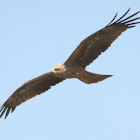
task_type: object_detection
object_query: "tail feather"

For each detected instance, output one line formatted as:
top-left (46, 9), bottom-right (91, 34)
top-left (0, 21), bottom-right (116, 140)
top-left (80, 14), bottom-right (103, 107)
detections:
top-left (78, 70), bottom-right (112, 84)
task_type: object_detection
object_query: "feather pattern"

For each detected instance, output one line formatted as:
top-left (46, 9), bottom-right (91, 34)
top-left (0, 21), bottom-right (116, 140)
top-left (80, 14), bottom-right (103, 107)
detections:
top-left (65, 9), bottom-right (140, 68)
top-left (0, 72), bottom-right (64, 119)
top-left (0, 9), bottom-right (139, 119)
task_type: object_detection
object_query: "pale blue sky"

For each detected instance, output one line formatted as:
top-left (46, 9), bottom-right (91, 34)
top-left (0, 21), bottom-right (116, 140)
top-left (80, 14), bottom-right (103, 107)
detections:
top-left (0, 0), bottom-right (140, 140)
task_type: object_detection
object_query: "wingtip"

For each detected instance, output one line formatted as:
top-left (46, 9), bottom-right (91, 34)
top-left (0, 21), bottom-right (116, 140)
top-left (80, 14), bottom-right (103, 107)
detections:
top-left (106, 13), bottom-right (118, 27)
top-left (107, 75), bottom-right (113, 78)
top-left (128, 7), bottom-right (131, 11)
top-left (128, 25), bottom-right (136, 28)
top-left (107, 8), bottom-right (140, 28)
top-left (0, 107), bottom-right (7, 119)
top-left (0, 106), bottom-right (15, 119)
top-left (11, 107), bottom-right (16, 113)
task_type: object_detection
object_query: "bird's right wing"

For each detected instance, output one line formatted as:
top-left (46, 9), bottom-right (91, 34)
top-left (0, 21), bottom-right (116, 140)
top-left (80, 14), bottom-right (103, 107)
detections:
top-left (65, 9), bottom-right (140, 68)
top-left (0, 72), bottom-right (65, 119)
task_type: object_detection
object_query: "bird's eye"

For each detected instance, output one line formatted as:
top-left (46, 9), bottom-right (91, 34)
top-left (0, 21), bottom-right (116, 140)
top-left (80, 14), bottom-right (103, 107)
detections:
top-left (54, 68), bottom-right (60, 71)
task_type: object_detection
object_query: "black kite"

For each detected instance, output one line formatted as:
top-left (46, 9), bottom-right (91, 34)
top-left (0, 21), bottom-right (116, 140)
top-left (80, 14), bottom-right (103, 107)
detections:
top-left (0, 8), bottom-right (140, 119)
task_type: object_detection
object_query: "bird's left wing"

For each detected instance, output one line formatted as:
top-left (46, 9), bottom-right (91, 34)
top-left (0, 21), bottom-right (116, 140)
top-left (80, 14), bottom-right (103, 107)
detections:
top-left (0, 72), bottom-right (65, 119)
top-left (65, 9), bottom-right (140, 68)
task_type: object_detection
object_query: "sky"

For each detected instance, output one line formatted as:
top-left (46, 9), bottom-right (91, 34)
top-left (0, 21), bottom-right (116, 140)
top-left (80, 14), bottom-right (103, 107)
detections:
top-left (0, 0), bottom-right (140, 140)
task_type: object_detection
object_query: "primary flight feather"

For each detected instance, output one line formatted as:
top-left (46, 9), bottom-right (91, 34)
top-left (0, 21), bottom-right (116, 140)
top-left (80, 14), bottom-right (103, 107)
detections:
top-left (0, 8), bottom-right (140, 119)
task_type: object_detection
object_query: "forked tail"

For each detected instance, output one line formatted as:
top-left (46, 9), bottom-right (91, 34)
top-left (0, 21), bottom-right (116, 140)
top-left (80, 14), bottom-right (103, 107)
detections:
top-left (78, 70), bottom-right (112, 84)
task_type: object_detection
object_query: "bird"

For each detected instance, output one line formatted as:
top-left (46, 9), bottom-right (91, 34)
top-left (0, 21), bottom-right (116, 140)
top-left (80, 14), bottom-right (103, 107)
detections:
top-left (0, 8), bottom-right (140, 119)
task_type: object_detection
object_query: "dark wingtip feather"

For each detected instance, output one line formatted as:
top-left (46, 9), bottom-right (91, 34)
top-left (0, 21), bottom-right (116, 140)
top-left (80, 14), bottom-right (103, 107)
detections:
top-left (106, 9), bottom-right (140, 28)
top-left (0, 107), bottom-right (7, 118)
top-left (106, 13), bottom-right (118, 26)
top-left (0, 106), bottom-right (16, 119)
top-left (5, 108), bottom-right (11, 119)
top-left (121, 17), bottom-right (140, 24)
top-left (115, 8), bottom-right (131, 23)
top-left (118, 11), bottom-right (140, 24)
top-left (126, 21), bottom-right (140, 26)
top-left (0, 102), bottom-right (15, 119)
top-left (11, 107), bottom-right (16, 113)
top-left (0, 106), bottom-right (4, 112)
top-left (128, 25), bottom-right (136, 28)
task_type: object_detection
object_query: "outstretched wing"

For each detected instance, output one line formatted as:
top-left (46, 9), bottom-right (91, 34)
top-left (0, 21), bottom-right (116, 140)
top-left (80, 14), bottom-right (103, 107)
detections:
top-left (65, 8), bottom-right (140, 68)
top-left (0, 72), bottom-right (64, 119)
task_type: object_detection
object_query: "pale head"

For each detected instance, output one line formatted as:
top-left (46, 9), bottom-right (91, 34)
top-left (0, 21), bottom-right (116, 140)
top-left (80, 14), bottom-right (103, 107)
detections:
top-left (52, 63), bottom-right (66, 74)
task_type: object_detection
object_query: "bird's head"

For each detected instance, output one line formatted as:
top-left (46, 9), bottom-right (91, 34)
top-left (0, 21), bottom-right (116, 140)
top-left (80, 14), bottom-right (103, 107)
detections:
top-left (52, 63), bottom-right (66, 74)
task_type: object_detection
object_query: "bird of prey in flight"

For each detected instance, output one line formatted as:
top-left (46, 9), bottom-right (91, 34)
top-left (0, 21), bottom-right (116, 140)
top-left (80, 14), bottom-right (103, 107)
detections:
top-left (0, 8), bottom-right (140, 119)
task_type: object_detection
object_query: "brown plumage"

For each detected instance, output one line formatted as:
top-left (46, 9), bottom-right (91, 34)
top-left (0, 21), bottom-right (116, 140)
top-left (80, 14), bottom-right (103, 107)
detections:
top-left (0, 8), bottom-right (140, 119)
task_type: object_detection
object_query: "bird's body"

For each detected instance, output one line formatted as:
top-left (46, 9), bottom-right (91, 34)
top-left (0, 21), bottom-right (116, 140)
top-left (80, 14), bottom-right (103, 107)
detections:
top-left (0, 8), bottom-right (140, 119)
top-left (52, 63), bottom-right (111, 83)
top-left (52, 63), bottom-right (79, 79)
